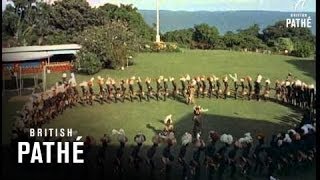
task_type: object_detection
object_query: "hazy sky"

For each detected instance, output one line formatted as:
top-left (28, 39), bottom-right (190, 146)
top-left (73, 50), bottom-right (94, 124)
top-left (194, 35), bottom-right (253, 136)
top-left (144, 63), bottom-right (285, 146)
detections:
top-left (2, 0), bottom-right (316, 12)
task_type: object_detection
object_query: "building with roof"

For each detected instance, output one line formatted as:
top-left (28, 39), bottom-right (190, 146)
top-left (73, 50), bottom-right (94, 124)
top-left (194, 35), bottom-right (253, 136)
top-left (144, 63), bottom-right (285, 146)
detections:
top-left (2, 44), bottom-right (81, 96)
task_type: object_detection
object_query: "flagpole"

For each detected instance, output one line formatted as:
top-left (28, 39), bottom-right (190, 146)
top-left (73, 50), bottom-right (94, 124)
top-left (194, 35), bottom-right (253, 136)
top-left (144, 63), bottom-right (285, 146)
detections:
top-left (156, 0), bottom-right (161, 43)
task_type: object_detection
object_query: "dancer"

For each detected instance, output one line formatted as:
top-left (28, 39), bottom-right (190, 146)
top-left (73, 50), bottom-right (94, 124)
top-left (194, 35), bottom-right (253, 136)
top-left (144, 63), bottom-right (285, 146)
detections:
top-left (217, 134), bottom-right (233, 180)
top-left (247, 76), bottom-right (253, 100)
top-left (190, 133), bottom-right (206, 179)
top-left (130, 133), bottom-right (146, 170)
top-left (223, 75), bottom-right (229, 99)
top-left (163, 78), bottom-right (169, 101)
top-left (112, 129), bottom-right (128, 175)
top-left (254, 74), bottom-right (262, 101)
top-left (145, 77), bottom-right (153, 101)
top-left (205, 131), bottom-right (220, 180)
top-left (179, 132), bottom-right (192, 180)
top-left (192, 105), bottom-right (208, 138)
top-left (170, 77), bottom-right (178, 100)
top-left (163, 114), bottom-right (174, 134)
top-left (229, 73), bottom-right (238, 99)
top-left (137, 77), bottom-right (144, 102)
top-left (264, 79), bottom-right (271, 101)
top-left (146, 134), bottom-right (161, 174)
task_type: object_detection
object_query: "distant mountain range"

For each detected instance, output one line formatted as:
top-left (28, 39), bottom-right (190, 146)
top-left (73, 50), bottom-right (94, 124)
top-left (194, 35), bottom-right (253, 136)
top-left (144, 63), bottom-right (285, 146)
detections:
top-left (139, 10), bottom-right (316, 35)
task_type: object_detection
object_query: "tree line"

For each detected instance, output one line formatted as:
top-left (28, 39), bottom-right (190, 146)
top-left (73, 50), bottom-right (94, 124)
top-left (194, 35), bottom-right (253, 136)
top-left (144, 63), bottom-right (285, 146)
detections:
top-left (163, 22), bottom-right (315, 58)
top-left (2, 0), bottom-right (315, 75)
top-left (2, 0), bottom-right (156, 74)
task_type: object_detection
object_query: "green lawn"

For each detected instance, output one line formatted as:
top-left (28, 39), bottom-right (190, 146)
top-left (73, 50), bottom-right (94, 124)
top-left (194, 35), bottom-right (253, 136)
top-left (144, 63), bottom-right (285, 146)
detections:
top-left (1, 50), bottom-right (316, 179)
top-left (2, 50), bottom-right (316, 144)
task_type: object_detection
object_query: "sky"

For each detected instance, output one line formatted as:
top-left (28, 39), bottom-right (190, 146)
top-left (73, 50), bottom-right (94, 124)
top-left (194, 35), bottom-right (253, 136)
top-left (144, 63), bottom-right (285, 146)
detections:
top-left (2, 0), bottom-right (316, 12)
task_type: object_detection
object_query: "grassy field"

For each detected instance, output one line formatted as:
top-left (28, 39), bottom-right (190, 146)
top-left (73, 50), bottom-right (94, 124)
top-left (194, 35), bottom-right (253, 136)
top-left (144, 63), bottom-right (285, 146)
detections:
top-left (1, 50), bottom-right (316, 179)
top-left (2, 49), bottom-right (316, 143)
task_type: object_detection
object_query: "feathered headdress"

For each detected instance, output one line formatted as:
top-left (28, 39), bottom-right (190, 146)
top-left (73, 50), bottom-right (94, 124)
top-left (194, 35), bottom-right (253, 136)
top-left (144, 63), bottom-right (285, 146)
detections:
top-left (265, 79), bottom-right (271, 84)
top-left (164, 114), bottom-right (173, 125)
top-left (256, 74), bottom-right (262, 83)
top-left (185, 74), bottom-right (191, 81)
top-left (229, 73), bottom-right (238, 82)
top-left (112, 129), bottom-right (128, 143)
top-left (288, 129), bottom-right (297, 135)
top-left (181, 132), bottom-right (192, 146)
top-left (301, 124), bottom-right (315, 135)
top-left (285, 80), bottom-right (291, 86)
top-left (213, 75), bottom-right (219, 81)
top-left (309, 84), bottom-right (314, 89)
top-left (238, 132), bottom-right (253, 145)
top-left (223, 75), bottom-right (228, 82)
top-left (191, 79), bottom-right (197, 86)
top-left (194, 105), bottom-right (208, 112)
top-left (295, 80), bottom-right (302, 86)
top-left (220, 134), bottom-right (233, 145)
top-left (283, 134), bottom-right (292, 143)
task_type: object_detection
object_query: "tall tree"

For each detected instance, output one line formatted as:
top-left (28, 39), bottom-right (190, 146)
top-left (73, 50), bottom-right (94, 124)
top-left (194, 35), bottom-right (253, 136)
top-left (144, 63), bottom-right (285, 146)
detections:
top-left (192, 23), bottom-right (219, 49)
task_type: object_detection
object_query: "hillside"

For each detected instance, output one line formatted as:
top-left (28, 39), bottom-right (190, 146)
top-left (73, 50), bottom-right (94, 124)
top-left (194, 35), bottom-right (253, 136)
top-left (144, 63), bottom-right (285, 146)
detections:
top-left (139, 10), bottom-right (316, 34)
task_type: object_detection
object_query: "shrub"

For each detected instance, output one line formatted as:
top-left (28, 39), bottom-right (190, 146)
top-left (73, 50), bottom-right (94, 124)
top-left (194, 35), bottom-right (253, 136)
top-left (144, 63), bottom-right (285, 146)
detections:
top-left (75, 50), bottom-right (102, 75)
top-left (291, 42), bottom-right (314, 58)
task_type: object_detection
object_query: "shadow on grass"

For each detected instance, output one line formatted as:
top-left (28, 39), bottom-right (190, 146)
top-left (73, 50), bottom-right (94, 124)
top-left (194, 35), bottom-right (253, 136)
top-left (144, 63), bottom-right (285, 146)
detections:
top-left (3, 112), bottom-right (311, 180)
top-left (285, 59), bottom-right (315, 81)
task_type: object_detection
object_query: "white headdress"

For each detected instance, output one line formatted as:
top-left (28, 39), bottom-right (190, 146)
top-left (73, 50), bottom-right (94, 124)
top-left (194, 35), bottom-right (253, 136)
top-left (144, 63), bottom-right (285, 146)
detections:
top-left (308, 84), bottom-right (314, 89)
top-left (181, 132), bottom-right (192, 146)
top-left (112, 128), bottom-right (127, 143)
top-left (229, 73), bottom-right (238, 82)
top-left (301, 124), bottom-right (315, 135)
top-left (164, 114), bottom-right (173, 124)
top-left (220, 134), bottom-right (233, 145)
top-left (295, 80), bottom-right (302, 86)
top-left (185, 74), bottom-right (191, 81)
top-left (283, 134), bottom-right (292, 143)
top-left (62, 73), bottom-right (67, 78)
top-left (288, 129), bottom-right (297, 135)
top-left (265, 79), bottom-right (271, 84)
top-left (191, 79), bottom-right (197, 86)
top-left (256, 74), bottom-right (262, 83)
